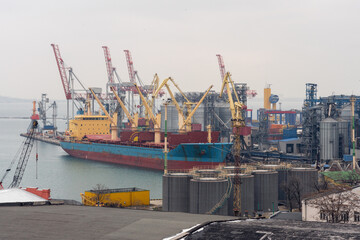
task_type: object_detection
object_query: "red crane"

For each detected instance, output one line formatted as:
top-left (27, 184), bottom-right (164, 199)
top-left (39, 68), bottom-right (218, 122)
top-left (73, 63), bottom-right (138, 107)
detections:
top-left (216, 54), bottom-right (226, 82)
top-left (102, 46), bottom-right (115, 84)
top-left (124, 50), bottom-right (136, 83)
top-left (51, 44), bottom-right (71, 100)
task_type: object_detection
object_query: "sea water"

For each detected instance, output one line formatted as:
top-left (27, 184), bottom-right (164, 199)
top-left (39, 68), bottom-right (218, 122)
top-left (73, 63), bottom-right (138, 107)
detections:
top-left (0, 102), bottom-right (162, 202)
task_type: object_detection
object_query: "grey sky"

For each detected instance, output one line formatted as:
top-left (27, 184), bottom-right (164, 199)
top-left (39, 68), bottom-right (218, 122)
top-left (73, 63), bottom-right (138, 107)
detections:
top-left (1, 0), bottom-right (359, 101)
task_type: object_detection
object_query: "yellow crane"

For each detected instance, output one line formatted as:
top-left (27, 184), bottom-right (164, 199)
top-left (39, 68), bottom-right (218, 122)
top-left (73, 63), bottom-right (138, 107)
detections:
top-left (219, 72), bottom-right (245, 128)
top-left (89, 88), bottom-right (118, 140)
top-left (153, 78), bottom-right (213, 133)
top-left (179, 85), bottom-right (213, 132)
top-left (152, 76), bottom-right (195, 121)
top-left (134, 83), bottom-right (162, 143)
top-left (153, 77), bottom-right (186, 132)
top-left (144, 74), bottom-right (161, 128)
top-left (110, 87), bottom-right (138, 130)
top-left (219, 71), bottom-right (246, 217)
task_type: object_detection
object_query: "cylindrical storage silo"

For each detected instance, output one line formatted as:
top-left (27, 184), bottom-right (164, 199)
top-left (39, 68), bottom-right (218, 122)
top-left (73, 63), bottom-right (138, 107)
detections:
top-left (337, 118), bottom-right (350, 156)
top-left (252, 170), bottom-right (278, 212)
top-left (320, 118), bottom-right (339, 161)
top-left (218, 104), bottom-right (232, 129)
top-left (189, 178), bottom-right (228, 215)
top-left (191, 104), bottom-right (205, 131)
top-left (276, 168), bottom-right (289, 203)
top-left (162, 173), bottom-right (192, 212)
top-left (288, 168), bottom-right (318, 197)
top-left (161, 104), bottom-right (179, 132)
top-left (227, 174), bottom-right (254, 217)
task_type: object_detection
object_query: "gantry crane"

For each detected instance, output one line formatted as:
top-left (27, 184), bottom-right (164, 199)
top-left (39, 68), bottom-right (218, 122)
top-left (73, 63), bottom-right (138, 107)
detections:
top-left (89, 88), bottom-right (118, 140)
top-left (219, 72), bottom-right (247, 216)
top-left (1, 120), bottom-right (38, 189)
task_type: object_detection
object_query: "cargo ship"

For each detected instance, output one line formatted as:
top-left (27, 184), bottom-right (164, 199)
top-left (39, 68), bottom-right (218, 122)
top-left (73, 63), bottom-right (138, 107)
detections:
top-left (60, 114), bottom-right (232, 170)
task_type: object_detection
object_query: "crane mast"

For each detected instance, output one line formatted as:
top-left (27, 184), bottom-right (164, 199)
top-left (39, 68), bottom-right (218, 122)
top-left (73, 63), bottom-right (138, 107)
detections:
top-left (216, 54), bottom-right (226, 83)
top-left (51, 44), bottom-right (71, 100)
top-left (219, 72), bottom-right (247, 217)
top-left (124, 50), bottom-right (136, 83)
top-left (8, 120), bottom-right (38, 188)
top-left (102, 46), bottom-right (115, 85)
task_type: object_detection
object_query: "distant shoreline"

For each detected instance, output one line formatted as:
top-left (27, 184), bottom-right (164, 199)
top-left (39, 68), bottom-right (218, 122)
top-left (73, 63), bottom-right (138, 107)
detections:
top-left (0, 117), bottom-right (66, 120)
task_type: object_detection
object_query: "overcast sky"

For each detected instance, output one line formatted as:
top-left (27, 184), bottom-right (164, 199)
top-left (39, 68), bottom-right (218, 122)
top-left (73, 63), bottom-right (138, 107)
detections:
top-left (1, 0), bottom-right (360, 102)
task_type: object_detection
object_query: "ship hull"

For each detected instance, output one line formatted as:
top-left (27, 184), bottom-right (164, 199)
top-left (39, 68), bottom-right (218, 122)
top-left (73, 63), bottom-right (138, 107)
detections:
top-left (60, 141), bottom-right (232, 170)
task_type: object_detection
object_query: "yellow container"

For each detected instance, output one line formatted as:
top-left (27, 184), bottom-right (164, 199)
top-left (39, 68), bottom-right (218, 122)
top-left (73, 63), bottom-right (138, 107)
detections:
top-left (82, 187), bottom-right (150, 207)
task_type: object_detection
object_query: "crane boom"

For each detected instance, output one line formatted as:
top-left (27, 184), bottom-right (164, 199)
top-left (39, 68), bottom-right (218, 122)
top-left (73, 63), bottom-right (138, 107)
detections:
top-left (124, 50), bottom-right (136, 83)
top-left (89, 88), bottom-right (115, 125)
top-left (219, 72), bottom-right (245, 127)
top-left (134, 83), bottom-right (159, 128)
top-left (110, 87), bottom-right (138, 128)
top-left (102, 46), bottom-right (115, 84)
top-left (8, 120), bottom-right (38, 188)
top-left (51, 44), bottom-right (71, 100)
top-left (180, 85), bottom-right (213, 130)
top-left (216, 54), bottom-right (226, 83)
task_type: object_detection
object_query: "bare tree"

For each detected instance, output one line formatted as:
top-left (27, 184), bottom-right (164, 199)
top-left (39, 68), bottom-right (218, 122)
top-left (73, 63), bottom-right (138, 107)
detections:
top-left (91, 184), bottom-right (108, 206)
top-left (282, 176), bottom-right (303, 211)
top-left (308, 185), bottom-right (360, 223)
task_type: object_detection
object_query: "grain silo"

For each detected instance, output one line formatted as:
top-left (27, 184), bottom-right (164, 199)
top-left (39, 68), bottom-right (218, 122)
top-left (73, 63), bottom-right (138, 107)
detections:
top-left (227, 174), bottom-right (254, 217)
top-left (288, 168), bottom-right (318, 197)
top-left (337, 118), bottom-right (350, 156)
top-left (162, 173), bottom-right (192, 212)
top-left (161, 104), bottom-right (179, 132)
top-left (276, 168), bottom-right (289, 203)
top-left (191, 105), bottom-right (205, 131)
top-left (260, 165), bottom-right (289, 203)
top-left (320, 117), bottom-right (339, 161)
top-left (189, 178), bottom-right (229, 215)
top-left (252, 170), bottom-right (278, 212)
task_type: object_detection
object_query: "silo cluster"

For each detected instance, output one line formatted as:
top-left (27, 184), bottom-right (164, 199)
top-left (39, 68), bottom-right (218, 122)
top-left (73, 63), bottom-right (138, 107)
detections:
top-left (162, 165), bottom-right (319, 216)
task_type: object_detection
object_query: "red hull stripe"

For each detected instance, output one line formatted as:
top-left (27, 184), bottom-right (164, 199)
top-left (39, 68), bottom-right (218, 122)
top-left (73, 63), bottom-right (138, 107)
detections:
top-left (64, 149), bottom-right (224, 171)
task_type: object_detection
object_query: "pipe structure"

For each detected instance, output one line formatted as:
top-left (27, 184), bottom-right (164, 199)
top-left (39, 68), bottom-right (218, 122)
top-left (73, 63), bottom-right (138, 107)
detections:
top-left (350, 96), bottom-right (356, 170)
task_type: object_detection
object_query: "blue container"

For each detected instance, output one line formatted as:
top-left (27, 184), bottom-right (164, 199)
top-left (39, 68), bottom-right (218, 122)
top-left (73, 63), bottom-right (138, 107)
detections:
top-left (343, 154), bottom-right (353, 162)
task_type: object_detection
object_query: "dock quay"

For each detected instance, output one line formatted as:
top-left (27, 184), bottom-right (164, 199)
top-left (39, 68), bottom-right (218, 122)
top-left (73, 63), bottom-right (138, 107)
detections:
top-left (20, 133), bottom-right (60, 146)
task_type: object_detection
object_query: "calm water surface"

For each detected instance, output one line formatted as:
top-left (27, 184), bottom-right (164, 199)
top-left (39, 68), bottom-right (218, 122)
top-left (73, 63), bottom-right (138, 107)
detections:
top-left (0, 117), bottom-right (162, 202)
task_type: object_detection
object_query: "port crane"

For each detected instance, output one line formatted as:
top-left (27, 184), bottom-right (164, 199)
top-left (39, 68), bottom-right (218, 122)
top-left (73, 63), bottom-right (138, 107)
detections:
top-left (219, 72), bottom-right (247, 216)
top-left (152, 77), bottom-right (200, 132)
top-left (134, 83), bottom-right (162, 143)
top-left (0, 120), bottom-right (39, 189)
top-left (216, 54), bottom-right (257, 98)
top-left (110, 87), bottom-right (139, 130)
top-left (51, 44), bottom-right (92, 126)
top-left (179, 85), bottom-right (214, 132)
top-left (153, 78), bottom-right (213, 133)
top-left (102, 46), bottom-right (131, 116)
